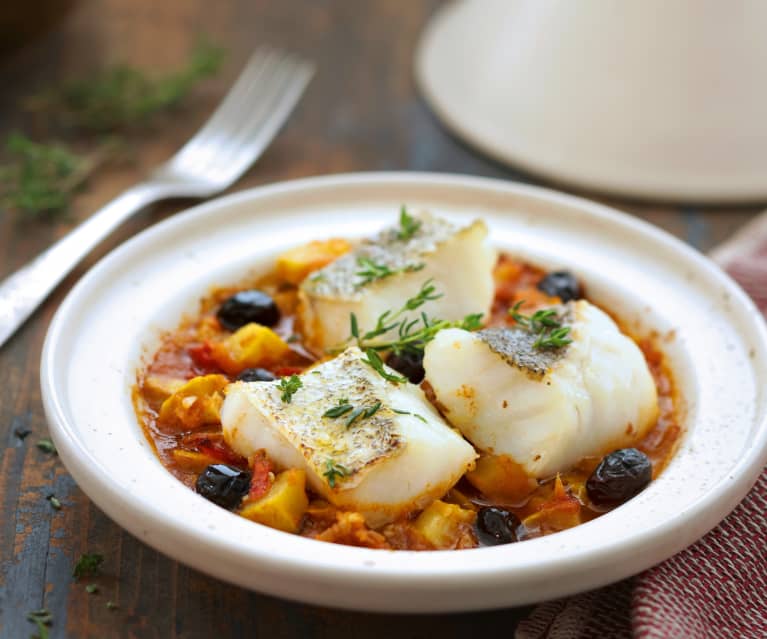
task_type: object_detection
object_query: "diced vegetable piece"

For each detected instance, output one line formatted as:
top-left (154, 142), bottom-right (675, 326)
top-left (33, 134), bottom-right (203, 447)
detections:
top-left (210, 323), bottom-right (291, 375)
top-left (172, 449), bottom-right (222, 473)
top-left (412, 500), bottom-right (476, 549)
top-left (142, 375), bottom-right (186, 403)
top-left (522, 476), bottom-right (582, 533)
top-left (275, 238), bottom-right (352, 285)
top-left (157, 374), bottom-right (229, 430)
top-left (465, 454), bottom-right (537, 502)
top-left (239, 468), bottom-right (309, 533)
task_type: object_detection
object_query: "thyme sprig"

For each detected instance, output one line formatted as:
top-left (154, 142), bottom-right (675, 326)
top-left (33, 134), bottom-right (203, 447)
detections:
top-left (27, 609), bottom-right (52, 639)
top-left (322, 399), bottom-right (382, 428)
top-left (509, 301), bottom-right (573, 350)
top-left (396, 205), bottom-right (421, 240)
top-left (345, 279), bottom-right (483, 360)
top-left (355, 256), bottom-right (425, 287)
top-left (25, 39), bottom-right (225, 134)
top-left (0, 134), bottom-right (96, 219)
top-left (73, 553), bottom-right (103, 581)
top-left (323, 459), bottom-right (350, 488)
top-left (362, 349), bottom-right (408, 384)
top-left (277, 375), bottom-right (303, 403)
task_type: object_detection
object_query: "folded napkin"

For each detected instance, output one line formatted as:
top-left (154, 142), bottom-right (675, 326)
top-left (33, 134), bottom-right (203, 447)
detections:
top-left (516, 214), bottom-right (767, 639)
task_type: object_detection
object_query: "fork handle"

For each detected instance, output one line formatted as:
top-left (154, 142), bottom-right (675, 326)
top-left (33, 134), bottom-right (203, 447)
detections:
top-left (0, 184), bottom-right (162, 349)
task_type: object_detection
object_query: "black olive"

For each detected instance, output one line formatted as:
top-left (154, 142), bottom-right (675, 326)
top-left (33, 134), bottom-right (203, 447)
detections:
top-left (216, 290), bottom-right (280, 331)
top-left (537, 270), bottom-right (582, 302)
top-left (236, 367), bottom-right (277, 382)
top-left (476, 506), bottom-right (520, 545)
top-left (586, 448), bottom-right (652, 508)
top-left (195, 464), bottom-right (251, 510)
top-left (386, 350), bottom-right (425, 384)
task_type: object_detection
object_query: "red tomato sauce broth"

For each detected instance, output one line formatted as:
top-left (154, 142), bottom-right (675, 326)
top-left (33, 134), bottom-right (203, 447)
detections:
top-left (133, 251), bottom-right (683, 550)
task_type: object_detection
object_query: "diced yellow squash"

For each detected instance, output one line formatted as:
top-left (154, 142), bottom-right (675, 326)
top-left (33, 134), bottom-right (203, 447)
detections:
top-left (211, 323), bottom-right (291, 375)
top-left (172, 449), bottom-right (221, 473)
top-left (143, 375), bottom-right (186, 403)
top-left (239, 469), bottom-right (309, 533)
top-left (158, 374), bottom-right (229, 430)
top-left (275, 238), bottom-right (352, 285)
top-left (413, 500), bottom-right (476, 550)
top-left (465, 454), bottom-right (537, 502)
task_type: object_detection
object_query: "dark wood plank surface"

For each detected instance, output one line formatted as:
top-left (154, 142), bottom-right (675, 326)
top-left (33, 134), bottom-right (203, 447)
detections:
top-left (0, 1), bottom-right (762, 637)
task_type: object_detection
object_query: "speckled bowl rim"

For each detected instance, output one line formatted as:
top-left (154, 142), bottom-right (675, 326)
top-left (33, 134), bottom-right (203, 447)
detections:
top-left (41, 172), bottom-right (767, 612)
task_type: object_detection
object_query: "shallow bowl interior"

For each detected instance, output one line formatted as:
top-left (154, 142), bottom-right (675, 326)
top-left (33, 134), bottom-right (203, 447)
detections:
top-left (41, 173), bottom-right (767, 612)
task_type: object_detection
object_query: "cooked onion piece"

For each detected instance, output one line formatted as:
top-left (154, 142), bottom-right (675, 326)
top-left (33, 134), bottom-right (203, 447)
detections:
top-left (422, 300), bottom-right (659, 479)
top-left (221, 346), bottom-right (477, 527)
top-left (298, 212), bottom-right (496, 353)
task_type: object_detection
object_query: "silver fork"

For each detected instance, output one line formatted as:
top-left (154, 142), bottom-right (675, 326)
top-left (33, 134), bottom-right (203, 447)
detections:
top-left (0, 47), bottom-right (314, 349)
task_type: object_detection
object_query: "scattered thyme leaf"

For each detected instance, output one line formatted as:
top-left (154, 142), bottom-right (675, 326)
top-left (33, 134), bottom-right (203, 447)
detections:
top-left (26, 609), bottom-right (52, 639)
top-left (46, 495), bottom-right (62, 510)
top-left (396, 205), bottom-right (421, 241)
top-left (323, 460), bottom-right (350, 489)
top-left (26, 39), bottom-right (225, 134)
top-left (36, 438), bottom-right (57, 455)
top-left (277, 375), bottom-right (302, 403)
top-left (106, 601), bottom-right (119, 611)
top-left (73, 553), bottom-right (103, 581)
top-left (392, 408), bottom-right (428, 423)
top-left (85, 584), bottom-right (99, 594)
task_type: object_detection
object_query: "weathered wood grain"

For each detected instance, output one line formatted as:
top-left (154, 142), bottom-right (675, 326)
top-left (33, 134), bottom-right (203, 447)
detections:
top-left (0, 1), bottom-right (763, 637)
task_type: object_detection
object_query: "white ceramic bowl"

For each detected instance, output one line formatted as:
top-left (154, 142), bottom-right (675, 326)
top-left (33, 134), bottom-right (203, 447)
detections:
top-left (41, 173), bottom-right (767, 612)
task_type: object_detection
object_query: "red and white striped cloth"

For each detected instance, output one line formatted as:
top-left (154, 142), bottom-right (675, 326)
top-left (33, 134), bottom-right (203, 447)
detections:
top-left (517, 214), bottom-right (767, 639)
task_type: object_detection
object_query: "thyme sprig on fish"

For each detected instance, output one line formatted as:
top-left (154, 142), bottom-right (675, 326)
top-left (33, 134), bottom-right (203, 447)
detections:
top-left (509, 301), bottom-right (573, 350)
top-left (396, 205), bottom-right (421, 240)
top-left (355, 256), bottom-right (425, 287)
top-left (362, 349), bottom-right (408, 384)
top-left (323, 459), bottom-right (350, 488)
top-left (277, 375), bottom-right (303, 403)
top-left (346, 279), bottom-right (484, 357)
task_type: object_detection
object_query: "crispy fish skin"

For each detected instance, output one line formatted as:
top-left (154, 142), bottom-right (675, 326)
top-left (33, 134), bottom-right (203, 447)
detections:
top-left (221, 347), bottom-right (477, 527)
top-left (422, 301), bottom-right (659, 478)
top-left (298, 213), bottom-right (496, 354)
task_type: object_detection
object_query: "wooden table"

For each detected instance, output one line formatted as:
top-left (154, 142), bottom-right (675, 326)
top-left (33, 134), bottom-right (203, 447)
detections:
top-left (0, 1), bottom-right (761, 637)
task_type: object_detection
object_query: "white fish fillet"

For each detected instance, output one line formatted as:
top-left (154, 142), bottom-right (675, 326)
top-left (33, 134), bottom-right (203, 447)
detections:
top-left (221, 347), bottom-right (477, 527)
top-left (298, 212), bottom-right (496, 354)
top-left (422, 300), bottom-right (659, 478)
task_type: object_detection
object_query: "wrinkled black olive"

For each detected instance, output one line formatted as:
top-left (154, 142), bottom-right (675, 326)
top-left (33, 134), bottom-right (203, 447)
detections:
top-left (196, 464), bottom-right (251, 510)
top-left (476, 506), bottom-right (520, 545)
top-left (537, 270), bottom-right (582, 302)
top-left (386, 350), bottom-right (425, 384)
top-left (586, 448), bottom-right (652, 507)
top-left (216, 290), bottom-right (280, 331)
top-left (236, 367), bottom-right (277, 382)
